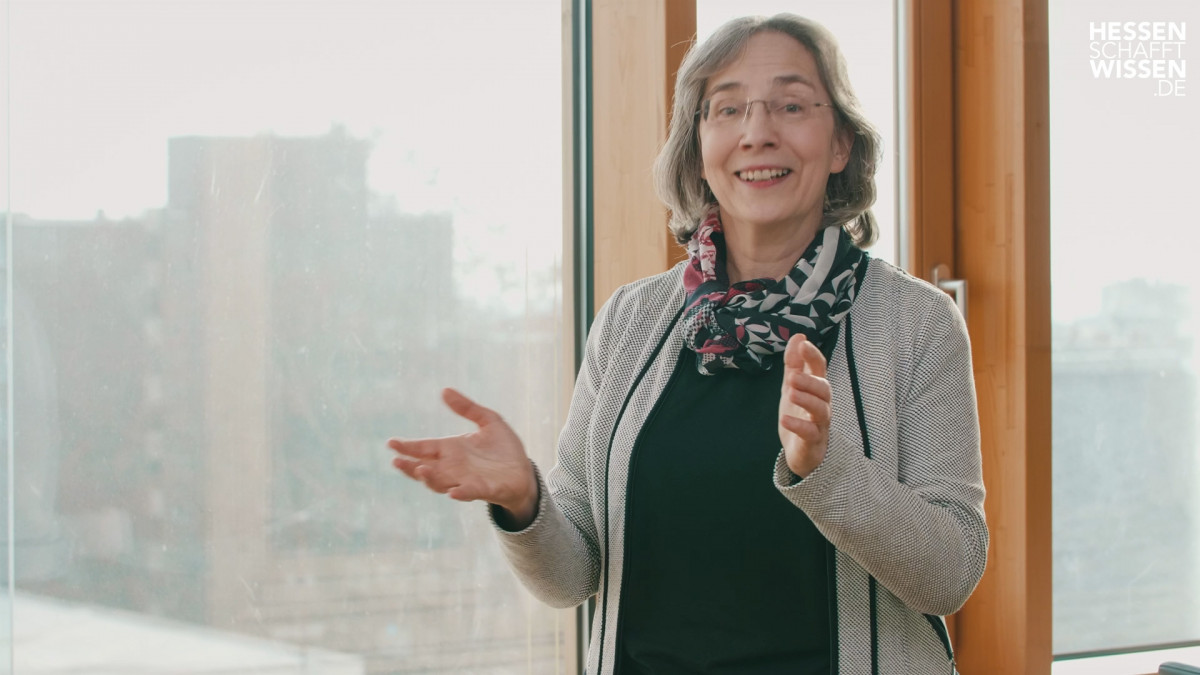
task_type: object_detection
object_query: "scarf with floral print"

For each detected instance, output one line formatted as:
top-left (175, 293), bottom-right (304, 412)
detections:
top-left (681, 205), bottom-right (867, 375)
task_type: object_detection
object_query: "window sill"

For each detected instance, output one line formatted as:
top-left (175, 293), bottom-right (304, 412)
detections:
top-left (1053, 646), bottom-right (1200, 675)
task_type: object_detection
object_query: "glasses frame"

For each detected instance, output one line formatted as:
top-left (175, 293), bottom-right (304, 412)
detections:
top-left (696, 97), bottom-right (834, 126)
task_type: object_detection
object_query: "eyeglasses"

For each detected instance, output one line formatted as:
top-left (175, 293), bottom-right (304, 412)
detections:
top-left (698, 96), bottom-right (833, 127)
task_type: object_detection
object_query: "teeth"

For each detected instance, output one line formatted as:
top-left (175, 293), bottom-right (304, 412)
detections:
top-left (739, 168), bottom-right (790, 181)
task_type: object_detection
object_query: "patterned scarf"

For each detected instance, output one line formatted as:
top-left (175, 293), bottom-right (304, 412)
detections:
top-left (681, 205), bottom-right (867, 375)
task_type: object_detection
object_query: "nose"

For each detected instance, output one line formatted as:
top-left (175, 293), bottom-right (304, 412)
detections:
top-left (740, 101), bottom-right (779, 148)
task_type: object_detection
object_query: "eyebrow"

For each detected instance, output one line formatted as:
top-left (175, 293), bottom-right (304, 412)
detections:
top-left (705, 74), bottom-right (818, 97)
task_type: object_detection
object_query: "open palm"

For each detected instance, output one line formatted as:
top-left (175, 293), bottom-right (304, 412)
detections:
top-left (389, 388), bottom-right (537, 523)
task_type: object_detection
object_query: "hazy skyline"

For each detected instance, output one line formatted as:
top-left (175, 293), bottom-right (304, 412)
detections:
top-left (8, 0), bottom-right (1196, 323)
top-left (2, 0), bottom-right (565, 312)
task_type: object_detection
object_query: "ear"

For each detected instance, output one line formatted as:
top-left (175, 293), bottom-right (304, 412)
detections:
top-left (830, 127), bottom-right (853, 174)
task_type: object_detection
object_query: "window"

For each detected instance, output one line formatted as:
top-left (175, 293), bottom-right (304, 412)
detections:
top-left (2, 1), bottom-right (572, 672)
top-left (1049, 0), bottom-right (1200, 659)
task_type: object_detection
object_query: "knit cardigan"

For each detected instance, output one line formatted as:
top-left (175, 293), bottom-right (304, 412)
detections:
top-left (491, 257), bottom-right (988, 674)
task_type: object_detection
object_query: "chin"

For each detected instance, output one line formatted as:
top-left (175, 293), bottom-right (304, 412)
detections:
top-left (731, 211), bottom-right (810, 232)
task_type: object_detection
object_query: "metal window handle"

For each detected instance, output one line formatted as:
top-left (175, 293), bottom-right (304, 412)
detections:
top-left (931, 264), bottom-right (968, 320)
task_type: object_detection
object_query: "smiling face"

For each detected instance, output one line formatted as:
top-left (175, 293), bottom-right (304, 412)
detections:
top-left (698, 31), bottom-right (851, 245)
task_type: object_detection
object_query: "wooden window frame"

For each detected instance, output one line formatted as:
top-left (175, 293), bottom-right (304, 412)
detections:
top-left (939, 0), bottom-right (1053, 672)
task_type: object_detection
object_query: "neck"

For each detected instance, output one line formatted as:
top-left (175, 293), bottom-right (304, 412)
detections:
top-left (722, 214), bottom-right (822, 285)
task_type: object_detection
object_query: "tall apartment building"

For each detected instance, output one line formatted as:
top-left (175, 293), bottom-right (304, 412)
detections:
top-left (11, 130), bottom-right (566, 672)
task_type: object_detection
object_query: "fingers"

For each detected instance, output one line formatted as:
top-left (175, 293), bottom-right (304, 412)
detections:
top-left (802, 339), bottom-right (828, 378)
top-left (392, 456), bottom-right (421, 480)
top-left (392, 448), bottom-right (479, 499)
top-left (780, 413), bottom-right (825, 444)
top-left (783, 334), bottom-right (827, 378)
top-left (387, 437), bottom-right (441, 460)
top-left (389, 441), bottom-right (456, 492)
top-left (780, 334), bottom-right (831, 447)
top-left (785, 389), bottom-right (831, 427)
top-left (413, 463), bottom-right (460, 495)
top-left (783, 369), bottom-right (832, 403)
top-left (442, 388), bottom-right (500, 427)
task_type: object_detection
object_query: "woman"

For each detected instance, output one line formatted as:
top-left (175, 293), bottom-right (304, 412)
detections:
top-left (390, 13), bottom-right (986, 674)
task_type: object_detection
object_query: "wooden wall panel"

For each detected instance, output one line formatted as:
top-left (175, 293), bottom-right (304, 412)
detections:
top-left (591, 0), bottom-right (694, 310)
top-left (950, 0), bottom-right (1052, 672)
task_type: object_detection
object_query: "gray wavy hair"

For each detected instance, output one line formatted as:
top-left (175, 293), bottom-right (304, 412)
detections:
top-left (653, 14), bottom-right (882, 248)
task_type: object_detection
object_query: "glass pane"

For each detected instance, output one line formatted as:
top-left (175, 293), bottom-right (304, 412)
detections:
top-left (1, 0), bottom-right (13, 667)
top-left (696, 0), bottom-right (899, 265)
top-left (3, 1), bottom-right (570, 672)
top-left (1050, 0), bottom-right (1200, 655)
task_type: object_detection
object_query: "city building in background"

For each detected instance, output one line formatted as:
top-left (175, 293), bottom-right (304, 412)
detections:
top-left (8, 129), bottom-right (565, 673)
top-left (1052, 280), bottom-right (1200, 652)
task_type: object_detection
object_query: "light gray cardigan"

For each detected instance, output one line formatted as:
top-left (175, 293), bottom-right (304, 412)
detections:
top-left (492, 257), bottom-right (988, 674)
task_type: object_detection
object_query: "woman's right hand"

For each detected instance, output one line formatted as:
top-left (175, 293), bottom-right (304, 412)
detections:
top-left (389, 388), bottom-right (539, 529)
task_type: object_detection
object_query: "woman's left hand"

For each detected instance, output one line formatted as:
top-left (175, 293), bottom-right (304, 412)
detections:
top-left (778, 334), bottom-right (832, 478)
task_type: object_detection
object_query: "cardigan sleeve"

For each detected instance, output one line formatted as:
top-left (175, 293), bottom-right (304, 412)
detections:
top-left (773, 287), bottom-right (988, 616)
top-left (484, 288), bottom-right (625, 608)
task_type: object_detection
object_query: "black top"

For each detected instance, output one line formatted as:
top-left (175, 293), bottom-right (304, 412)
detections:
top-left (616, 347), bottom-right (831, 675)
